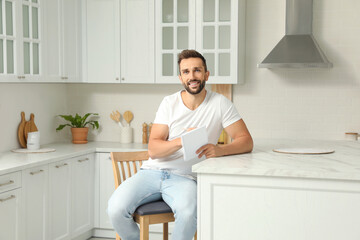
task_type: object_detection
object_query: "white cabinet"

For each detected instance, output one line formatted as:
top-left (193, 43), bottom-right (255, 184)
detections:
top-left (120, 0), bottom-right (154, 83)
top-left (44, 0), bottom-right (82, 82)
top-left (197, 173), bottom-right (360, 240)
top-left (82, 0), bottom-right (154, 83)
top-left (155, 0), bottom-right (196, 84)
top-left (0, 171), bottom-right (22, 240)
top-left (21, 154), bottom-right (94, 240)
top-left (0, 189), bottom-right (22, 240)
top-left (0, 0), bottom-right (44, 82)
top-left (155, 0), bottom-right (245, 84)
top-left (48, 159), bottom-right (71, 240)
top-left (83, 0), bottom-right (120, 83)
top-left (98, 153), bottom-right (115, 228)
top-left (22, 165), bottom-right (49, 240)
top-left (71, 154), bottom-right (95, 238)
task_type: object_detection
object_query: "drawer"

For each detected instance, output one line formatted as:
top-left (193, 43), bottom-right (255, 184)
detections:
top-left (0, 171), bottom-right (21, 193)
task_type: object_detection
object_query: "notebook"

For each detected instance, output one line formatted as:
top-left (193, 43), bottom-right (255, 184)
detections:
top-left (181, 126), bottom-right (209, 161)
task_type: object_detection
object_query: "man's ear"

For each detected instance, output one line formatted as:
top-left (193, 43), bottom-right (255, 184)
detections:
top-left (205, 71), bottom-right (210, 81)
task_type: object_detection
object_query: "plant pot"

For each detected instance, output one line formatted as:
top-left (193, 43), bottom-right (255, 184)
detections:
top-left (71, 127), bottom-right (89, 144)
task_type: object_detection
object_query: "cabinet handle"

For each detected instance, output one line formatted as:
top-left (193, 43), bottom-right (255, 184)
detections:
top-left (78, 158), bottom-right (89, 163)
top-left (116, 77), bottom-right (119, 81)
top-left (17, 76), bottom-right (25, 79)
top-left (55, 163), bottom-right (68, 168)
top-left (0, 195), bottom-right (15, 203)
top-left (30, 169), bottom-right (44, 175)
top-left (121, 77), bottom-right (125, 81)
top-left (0, 180), bottom-right (14, 187)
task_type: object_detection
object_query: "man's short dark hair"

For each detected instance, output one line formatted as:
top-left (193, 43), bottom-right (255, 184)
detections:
top-left (178, 49), bottom-right (207, 73)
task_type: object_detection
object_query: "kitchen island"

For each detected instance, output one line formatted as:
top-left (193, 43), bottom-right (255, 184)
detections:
top-left (192, 139), bottom-right (360, 240)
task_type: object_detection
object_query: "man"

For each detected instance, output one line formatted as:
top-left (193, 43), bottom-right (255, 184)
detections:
top-left (107, 49), bottom-right (253, 240)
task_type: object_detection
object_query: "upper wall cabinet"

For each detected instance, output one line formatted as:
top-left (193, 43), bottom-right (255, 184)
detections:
top-left (156, 0), bottom-right (245, 84)
top-left (0, 0), bottom-right (44, 82)
top-left (44, 0), bottom-right (82, 82)
top-left (82, 0), bottom-right (154, 83)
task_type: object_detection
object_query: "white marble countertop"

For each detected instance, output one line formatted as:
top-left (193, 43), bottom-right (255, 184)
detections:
top-left (0, 141), bottom-right (148, 175)
top-left (192, 139), bottom-right (360, 181)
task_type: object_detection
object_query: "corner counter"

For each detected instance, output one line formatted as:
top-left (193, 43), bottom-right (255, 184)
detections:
top-left (192, 139), bottom-right (360, 240)
top-left (0, 141), bottom-right (148, 175)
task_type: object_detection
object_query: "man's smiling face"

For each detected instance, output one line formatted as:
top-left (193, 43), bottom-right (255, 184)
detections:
top-left (178, 57), bottom-right (209, 95)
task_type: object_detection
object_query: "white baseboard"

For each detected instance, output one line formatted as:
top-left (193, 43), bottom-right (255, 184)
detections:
top-left (72, 229), bottom-right (93, 240)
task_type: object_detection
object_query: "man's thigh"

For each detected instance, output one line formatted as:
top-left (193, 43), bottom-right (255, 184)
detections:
top-left (108, 169), bottom-right (163, 214)
top-left (161, 174), bottom-right (197, 212)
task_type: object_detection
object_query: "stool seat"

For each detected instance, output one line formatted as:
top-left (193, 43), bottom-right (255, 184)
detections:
top-left (135, 200), bottom-right (172, 216)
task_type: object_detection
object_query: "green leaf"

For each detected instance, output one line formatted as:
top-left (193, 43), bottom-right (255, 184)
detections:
top-left (56, 124), bottom-right (72, 131)
top-left (56, 113), bottom-right (100, 130)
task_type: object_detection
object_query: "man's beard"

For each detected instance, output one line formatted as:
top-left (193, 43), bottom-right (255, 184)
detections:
top-left (183, 80), bottom-right (206, 95)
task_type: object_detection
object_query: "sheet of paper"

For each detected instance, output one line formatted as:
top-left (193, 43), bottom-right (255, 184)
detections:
top-left (181, 126), bottom-right (209, 161)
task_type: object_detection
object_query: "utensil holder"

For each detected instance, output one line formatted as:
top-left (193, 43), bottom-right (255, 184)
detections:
top-left (120, 127), bottom-right (133, 143)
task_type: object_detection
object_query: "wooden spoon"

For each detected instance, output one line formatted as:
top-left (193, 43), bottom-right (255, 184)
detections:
top-left (17, 112), bottom-right (27, 148)
top-left (123, 111), bottom-right (133, 127)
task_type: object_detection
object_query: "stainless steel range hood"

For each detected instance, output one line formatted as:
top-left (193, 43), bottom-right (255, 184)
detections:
top-left (258, 0), bottom-right (333, 68)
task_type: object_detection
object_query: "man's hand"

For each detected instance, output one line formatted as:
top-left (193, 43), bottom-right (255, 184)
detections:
top-left (196, 144), bottom-right (224, 159)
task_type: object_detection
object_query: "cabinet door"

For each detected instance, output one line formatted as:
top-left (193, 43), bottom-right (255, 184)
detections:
top-left (0, 0), bottom-right (18, 82)
top-left (120, 0), bottom-right (154, 83)
top-left (62, 0), bottom-right (82, 82)
top-left (20, 0), bottom-right (44, 82)
top-left (49, 160), bottom-right (71, 240)
top-left (43, 0), bottom-right (62, 82)
top-left (98, 153), bottom-right (115, 228)
top-left (0, 189), bottom-right (21, 240)
top-left (22, 165), bottom-right (48, 240)
top-left (83, 0), bottom-right (120, 83)
top-left (155, 0), bottom-right (196, 84)
top-left (196, 0), bottom-right (244, 84)
top-left (71, 154), bottom-right (95, 238)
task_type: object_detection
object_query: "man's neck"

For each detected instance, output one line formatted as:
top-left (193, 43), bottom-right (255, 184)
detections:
top-left (181, 89), bottom-right (207, 111)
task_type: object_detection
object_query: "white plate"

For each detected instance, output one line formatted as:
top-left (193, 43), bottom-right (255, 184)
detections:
top-left (273, 148), bottom-right (335, 154)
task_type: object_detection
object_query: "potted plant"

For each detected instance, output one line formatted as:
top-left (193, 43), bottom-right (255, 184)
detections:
top-left (56, 113), bottom-right (99, 144)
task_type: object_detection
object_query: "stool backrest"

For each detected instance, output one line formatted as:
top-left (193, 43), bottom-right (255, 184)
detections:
top-left (110, 151), bottom-right (149, 189)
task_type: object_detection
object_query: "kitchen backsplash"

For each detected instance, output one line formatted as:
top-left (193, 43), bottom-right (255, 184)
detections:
top-left (1, 0), bottom-right (360, 152)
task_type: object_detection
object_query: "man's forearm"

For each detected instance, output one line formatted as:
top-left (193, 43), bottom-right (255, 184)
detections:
top-left (218, 135), bottom-right (253, 156)
top-left (148, 138), bottom-right (182, 159)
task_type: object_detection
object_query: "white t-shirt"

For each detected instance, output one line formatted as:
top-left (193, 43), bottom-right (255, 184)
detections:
top-left (141, 90), bottom-right (242, 178)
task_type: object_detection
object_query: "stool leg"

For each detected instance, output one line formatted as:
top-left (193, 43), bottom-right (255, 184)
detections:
top-left (116, 233), bottom-right (121, 240)
top-left (140, 216), bottom-right (149, 240)
top-left (194, 231), bottom-right (197, 240)
top-left (163, 223), bottom-right (168, 240)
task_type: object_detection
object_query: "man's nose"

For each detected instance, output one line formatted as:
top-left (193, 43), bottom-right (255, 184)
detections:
top-left (189, 71), bottom-right (195, 79)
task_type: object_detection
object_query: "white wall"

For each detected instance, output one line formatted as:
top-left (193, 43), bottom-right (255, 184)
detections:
top-left (1, 0), bottom-right (360, 152)
top-left (236, 0), bottom-right (360, 140)
top-left (0, 84), bottom-right (67, 152)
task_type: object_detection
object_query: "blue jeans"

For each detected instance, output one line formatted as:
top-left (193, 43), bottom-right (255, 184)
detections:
top-left (107, 169), bottom-right (197, 240)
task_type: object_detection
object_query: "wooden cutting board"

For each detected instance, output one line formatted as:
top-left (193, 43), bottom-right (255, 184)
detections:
top-left (17, 112), bottom-right (27, 148)
top-left (24, 113), bottom-right (38, 141)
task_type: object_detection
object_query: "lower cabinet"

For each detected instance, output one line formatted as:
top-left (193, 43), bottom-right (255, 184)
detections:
top-left (21, 153), bottom-right (95, 240)
top-left (98, 153), bottom-right (115, 229)
top-left (49, 159), bottom-right (72, 240)
top-left (71, 154), bottom-right (95, 237)
top-left (0, 189), bottom-right (22, 240)
top-left (22, 165), bottom-right (49, 240)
